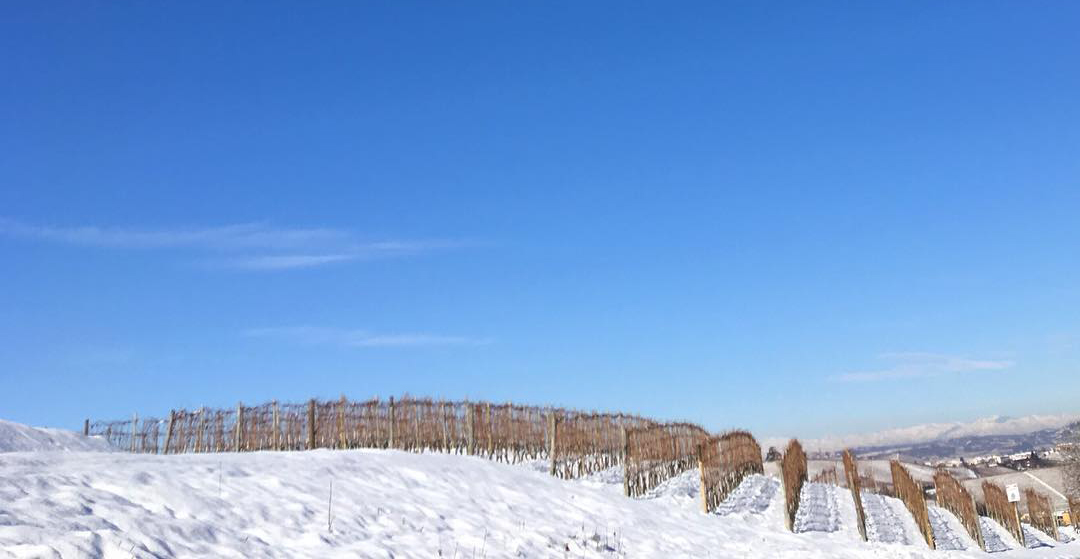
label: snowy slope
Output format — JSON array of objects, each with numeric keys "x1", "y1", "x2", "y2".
[
  {"x1": 4, "y1": 448, "x2": 1080, "y2": 558},
  {"x1": 0, "y1": 419, "x2": 112, "y2": 453}
]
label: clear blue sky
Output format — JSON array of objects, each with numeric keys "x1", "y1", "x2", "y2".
[{"x1": 2, "y1": 2, "x2": 1078, "y2": 440}]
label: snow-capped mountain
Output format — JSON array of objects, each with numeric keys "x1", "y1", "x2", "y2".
[{"x1": 778, "y1": 414, "x2": 1080, "y2": 457}]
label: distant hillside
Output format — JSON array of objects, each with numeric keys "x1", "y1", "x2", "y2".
[
  {"x1": 792, "y1": 414, "x2": 1080, "y2": 459},
  {"x1": 0, "y1": 419, "x2": 113, "y2": 452},
  {"x1": 852, "y1": 427, "x2": 1065, "y2": 461}
]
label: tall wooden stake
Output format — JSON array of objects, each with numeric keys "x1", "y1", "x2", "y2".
[
  {"x1": 272, "y1": 401, "x2": 280, "y2": 451},
  {"x1": 235, "y1": 402, "x2": 243, "y2": 452},
  {"x1": 164, "y1": 410, "x2": 175, "y2": 455},
  {"x1": 389, "y1": 396, "x2": 396, "y2": 449},
  {"x1": 699, "y1": 455, "x2": 709, "y2": 513},
  {"x1": 548, "y1": 412, "x2": 557, "y2": 476},
  {"x1": 307, "y1": 398, "x2": 316, "y2": 450},
  {"x1": 338, "y1": 395, "x2": 346, "y2": 449},
  {"x1": 130, "y1": 413, "x2": 138, "y2": 453}
]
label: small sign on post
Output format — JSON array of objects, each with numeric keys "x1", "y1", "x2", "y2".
[{"x1": 1006, "y1": 484, "x2": 1020, "y2": 503}]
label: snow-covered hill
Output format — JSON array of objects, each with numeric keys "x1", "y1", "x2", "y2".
[
  {"x1": 0, "y1": 419, "x2": 112, "y2": 453},
  {"x1": 2, "y1": 444, "x2": 1078, "y2": 558}
]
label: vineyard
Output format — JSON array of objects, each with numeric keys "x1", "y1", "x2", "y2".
[
  {"x1": 87, "y1": 395, "x2": 760, "y2": 505},
  {"x1": 85, "y1": 395, "x2": 1073, "y2": 554}
]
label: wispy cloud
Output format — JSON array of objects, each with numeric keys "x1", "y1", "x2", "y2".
[
  {"x1": 830, "y1": 352, "x2": 1014, "y2": 382},
  {"x1": 243, "y1": 326, "x2": 492, "y2": 348},
  {"x1": 0, "y1": 218, "x2": 467, "y2": 270}
]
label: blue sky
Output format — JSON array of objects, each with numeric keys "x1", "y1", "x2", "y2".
[{"x1": 2, "y1": 2, "x2": 1078, "y2": 439}]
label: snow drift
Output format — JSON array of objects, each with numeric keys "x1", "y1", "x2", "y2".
[{"x1": 0, "y1": 419, "x2": 112, "y2": 453}]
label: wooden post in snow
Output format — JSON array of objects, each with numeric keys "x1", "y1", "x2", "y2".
[
  {"x1": 194, "y1": 408, "x2": 205, "y2": 453},
  {"x1": 164, "y1": 410, "x2": 175, "y2": 455},
  {"x1": 1012, "y1": 501, "x2": 1025, "y2": 548},
  {"x1": 414, "y1": 404, "x2": 420, "y2": 452},
  {"x1": 699, "y1": 455, "x2": 709, "y2": 513},
  {"x1": 440, "y1": 401, "x2": 449, "y2": 452},
  {"x1": 466, "y1": 404, "x2": 475, "y2": 455},
  {"x1": 130, "y1": 413, "x2": 138, "y2": 453},
  {"x1": 83, "y1": 419, "x2": 89, "y2": 437},
  {"x1": 622, "y1": 426, "x2": 631, "y2": 497},
  {"x1": 548, "y1": 412, "x2": 558, "y2": 477},
  {"x1": 307, "y1": 399, "x2": 316, "y2": 450},
  {"x1": 389, "y1": 396, "x2": 396, "y2": 449},
  {"x1": 338, "y1": 395, "x2": 346, "y2": 450},
  {"x1": 485, "y1": 403, "x2": 493, "y2": 457},
  {"x1": 272, "y1": 401, "x2": 280, "y2": 451},
  {"x1": 235, "y1": 402, "x2": 244, "y2": 452}
]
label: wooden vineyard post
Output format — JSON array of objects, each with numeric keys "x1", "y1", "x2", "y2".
[
  {"x1": 338, "y1": 395, "x2": 346, "y2": 450},
  {"x1": 272, "y1": 401, "x2": 280, "y2": 451},
  {"x1": 466, "y1": 404, "x2": 475, "y2": 455},
  {"x1": 842, "y1": 450, "x2": 868, "y2": 542},
  {"x1": 414, "y1": 403, "x2": 421, "y2": 453},
  {"x1": 164, "y1": 410, "x2": 175, "y2": 455},
  {"x1": 621, "y1": 426, "x2": 630, "y2": 497},
  {"x1": 699, "y1": 453, "x2": 708, "y2": 513},
  {"x1": 548, "y1": 412, "x2": 557, "y2": 476},
  {"x1": 440, "y1": 402, "x2": 448, "y2": 452},
  {"x1": 970, "y1": 492, "x2": 986, "y2": 550},
  {"x1": 486, "y1": 403, "x2": 493, "y2": 457},
  {"x1": 1013, "y1": 501, "x2": 1024, "y2": 546},
  {"x1": 389, "y1": 396, "x2": 396, "y2": 449},
  {"x1": 235, "y1": 403, "x2": 244, "y2": 452},
  {"x1": 307, "y1": 399, "x2": 316, "y2": 450},
  {"x1": 130, "y1": 413, "x2": 138, "y2": 453},
  {"x1": 195, "y1": 408, "x2": 206, "y2": 453}
]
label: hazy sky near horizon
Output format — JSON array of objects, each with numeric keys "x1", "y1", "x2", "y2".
[{"x1": 2, "y1": 2, "x2": 1079, "y2": 439}]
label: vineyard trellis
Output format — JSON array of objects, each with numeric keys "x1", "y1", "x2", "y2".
[
  {"x1": 697, "y1": 430, "x2": 764, "y2": 513},
  {"x1": 89, "y1": 396, "x2": 730, "y2": 486},
  {"x1": 780, "y1": 439, "x2": 807, "y2": 531},
  {"x1": 623, "y1": 422, "x2": 709, "y2": 497},
  {"x1": 933, "y1": 469, "x2": 985, "y2": 551},
  {"x1": 90, "y1": 397, "x2": 572, "y2": 463},
  {"x1": 842, "y1": 450, "x2": 867, "y2": 542},
  {"x1": 890, "y1": 460, "x2": 935, "y2": 550},
  {"x1": 1024, "y1": 487, "x2": 1059, "y2": 541},
  {"x1": 551, "y1": 412, "x2": 655, "y2": 480},
  {"x1": 982, "y1": 481, "x2": 1024, "y2": 547}
]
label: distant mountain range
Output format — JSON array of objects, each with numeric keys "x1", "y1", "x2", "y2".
[
  {"x1": 791, "y1": 414, "x2": 1080, "y2": 460},
  {"x1": 850, "y1": 427, "x2": 1066, "y2": 461}
]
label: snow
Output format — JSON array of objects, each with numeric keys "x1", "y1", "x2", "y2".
[
  {"x1": 713, "y1": 474, "x2": 778, "y2": 516},
  {"x1": 794, "y1": 482, "x2": 842, "y2": 533},
  {"x1": 927, "y1": 505, "x2": 977, "y2": 551},
  {"x1": 0, "y1": 420, "x2": 112, "y2": 453},
  {"x1": 979, "y1": 515, "x2": 1018, "y2": 552},
  {"x1": 1021, "y1": 524, "x2": 1056, "y2": 549},
  {"x1": 863, "y1": 492, "x2": 916, "y2": 546},
  {"x1": 2, "y1": 432, "x2": 1079, "y2": 557}
]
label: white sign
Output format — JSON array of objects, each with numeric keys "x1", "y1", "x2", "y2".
[{"x1": 1006, "y1": 483, "x2": 1020, "y2": 503}]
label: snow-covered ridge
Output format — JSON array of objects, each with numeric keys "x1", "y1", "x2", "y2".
[
  {"x1": 775, "y1": 413, "x2": 1080, "y2": 452},
  {"x1": 3, "y1": 445, "x2": 1075, "y2": 557},
  {"x1": 0, "y1": 419, "x2": 113, "y2": 453}
]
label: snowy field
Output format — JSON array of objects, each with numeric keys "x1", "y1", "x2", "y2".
[{"x1": 2, "y1": 422, "x2": 1079, "y2": 558}]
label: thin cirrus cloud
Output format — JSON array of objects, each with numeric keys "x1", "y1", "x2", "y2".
[
  {"x1": 829, "y1": 351, "x2": 1014, "y2": 383},
  {"x1": 243, "y1": 326, "x2": 492, "y2": 348},
  {"x1": 0, "y1": 218, "x2": 468, "y2": 270}
]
